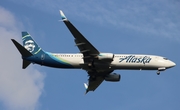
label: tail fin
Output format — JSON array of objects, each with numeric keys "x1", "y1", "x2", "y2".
[
  {"x1": 11, "y1": 32, "x2": 44, "y2": 69},
  {"x1": 22, "y1": 32, "x2": 42, "y2": 55}
]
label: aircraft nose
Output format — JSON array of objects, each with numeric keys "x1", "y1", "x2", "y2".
[{"x1": 169, "y1": 61, "x2": 176, "y2": 67}]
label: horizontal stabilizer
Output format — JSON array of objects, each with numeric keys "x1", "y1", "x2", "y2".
[
  {"x1": 23, "y1": 60, "x2": 31, "y2": 69},
  {"x1": 11, "y1": 39, "x2": 32, "y2": 57}
]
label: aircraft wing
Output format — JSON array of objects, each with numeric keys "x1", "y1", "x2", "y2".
[
  {"x1": 84, "y1": 76, "x2": 104, "y2": 94},
  {"x1": 59, "y1": 10, "x2": 100, "y2": 59},
  {"x1": 59, "y1": 10, "x2": 112, "y2": 93}
]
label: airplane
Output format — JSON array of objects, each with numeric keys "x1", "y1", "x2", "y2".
[{"x1": 11, "y1": 10, "x2": 176, "y2": 94}]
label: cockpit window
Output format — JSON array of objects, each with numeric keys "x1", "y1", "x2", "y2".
[{"x1": 163, "y1": 57, "x2": 168, "y2": 60}]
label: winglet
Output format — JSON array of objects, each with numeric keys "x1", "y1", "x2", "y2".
[
  {"x1": 59, "y1": 10, "x2": 67, "y2": 21},
  {"x1": 84, "y1": 83, "x2": 89, "y2": 94}
]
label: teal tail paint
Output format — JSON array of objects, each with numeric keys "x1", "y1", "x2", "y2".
[{"x1": 22, "y1": 32, "x2": 43, "y2": 55}]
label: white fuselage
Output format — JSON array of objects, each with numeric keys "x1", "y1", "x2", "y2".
[{"x1": 50, "y1": 53, "x2": 175, "y2": 71}]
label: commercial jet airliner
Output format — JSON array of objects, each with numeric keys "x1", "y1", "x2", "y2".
[{"x1": 11, "y1": 10, "x2": 176, "y2": 94}]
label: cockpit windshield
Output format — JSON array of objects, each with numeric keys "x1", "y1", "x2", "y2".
[{"x1": 163, "y1": 57, "x2": 168, "y2": 60}]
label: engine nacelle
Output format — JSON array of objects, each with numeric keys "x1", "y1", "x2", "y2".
[
  {"x1": 105, "y1": 73, "x2": 121, "y2": 82},
  {"x1": 98, "y1": 53, "x2": 114, "y2": 61}
]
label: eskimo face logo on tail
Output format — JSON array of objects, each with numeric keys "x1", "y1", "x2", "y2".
[
  {"x1": 119, "y1": 55, "x2": 152, "y2": 64},
  {"x1": 24, "y1": 40, "x2": 35, "y2": 52}
]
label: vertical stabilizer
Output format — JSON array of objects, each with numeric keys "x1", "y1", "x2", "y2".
[
  {"x1": 22, "y1": 32, "x2": 42, "y2": 55},
  {"x1": 11, "y1": 32, "x2": 45, "y2": 69}
]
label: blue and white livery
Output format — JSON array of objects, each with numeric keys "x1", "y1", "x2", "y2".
[{"x1": 11, "y1": 10, "x2": 176, "y2": 94}]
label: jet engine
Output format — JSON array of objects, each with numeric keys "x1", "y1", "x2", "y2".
[
  {"x1": 97, "y1": 53, "x2": 114, "y2": 61},
  {"x1": 105, "y1": 73, "x2": 121, "y2": 82}
]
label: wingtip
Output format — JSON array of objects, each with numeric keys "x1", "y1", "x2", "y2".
[
  {"x1": 84, "y1": 83, "x2": 88, "y2": 89},
  {"x1": 84, "y1": 83, "x2": 89, "y2": 94},
  {"x1": 59, "y1": 10, "x2": 67, "y2": 20}
]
